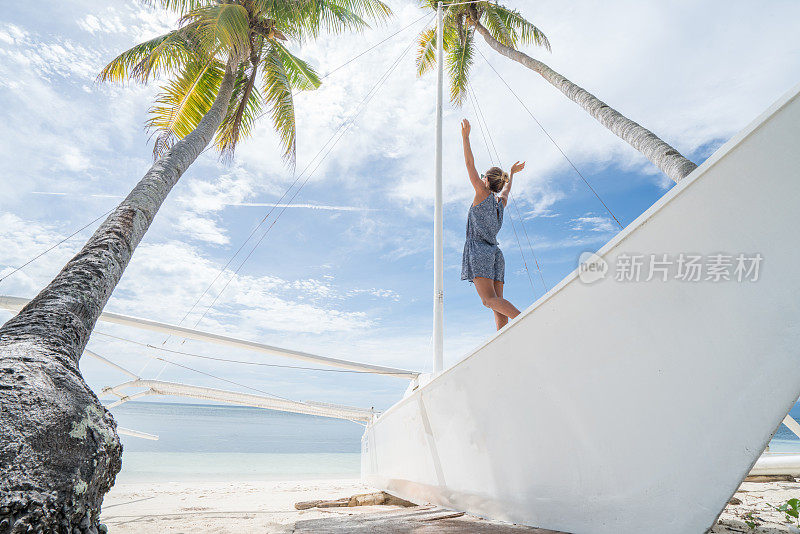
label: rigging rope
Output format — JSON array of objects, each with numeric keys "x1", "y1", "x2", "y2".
[
  {"x1": 467, "y1": 80, "x2": 548, "y2": 294},
  {"x1": 171, "y1": 14, "x2": 435, "y2": 348},
  {"x1": 469, "y1": 80, "x2": 548, "y2": 292},
  {"x1": 150, "y1": 16, "x2": 433, "y2": 378},
  {"x1": 0, "y1": 208, "x2": 115, "y2": 286},
  {"x1": 475, "y1": 48, "x2": 623, "y2": 230},
  {"x1": 466, "y1": 83, "x2": 536, "y2": 294},
  {"x1": 92, "y1": 335, "x2": 369, "y2": 425},
  {"x1": 184, "y1": 20, "x2": 430, "y2": 335},
  {"x1": 508, "y1": 191, "x2": 547, "y2": 292},
  {"x1": 254, "y1": 13, "x2": 433, "y2": 124},
  {"x1": 506, "y1": 212, "x2": 536, "y2": 293},
  {"x1": 95, "y1": 330, "x2": 413, "y2": 375}
]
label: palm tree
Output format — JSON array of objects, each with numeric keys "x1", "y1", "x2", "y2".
[
  {"x1": 0, "y1": 0, "x2": 389, "y2": 530},
  {"x1": 416, "y1": 1, "x2": 697, "y2": 183}
]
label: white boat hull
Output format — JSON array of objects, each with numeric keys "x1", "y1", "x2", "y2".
[{"x1": 362, "y1": 83, "x2": 800, "y2": 533}]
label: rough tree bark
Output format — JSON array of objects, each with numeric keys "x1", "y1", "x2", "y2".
[
  {"x1": 470, "y1": 17, "x2": 698, "y2": 183},
  {"x1": 0, "y1": 60, "x2": 237, "y2": 534}
]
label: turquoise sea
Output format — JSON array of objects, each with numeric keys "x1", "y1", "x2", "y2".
[
  {"x1": 111, "y1": 401, "x2": 363, "y2": 483},
  {"x1": 110, "y1": 400, "x2": 800, "y2": 483},
  {"x1": 751, "y1": 401, "x2": 800, "y2": 453}
]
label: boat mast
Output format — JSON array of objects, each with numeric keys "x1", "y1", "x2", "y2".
[{"x1": 433, "y1": 1, "x2": 444, "y2": 375}]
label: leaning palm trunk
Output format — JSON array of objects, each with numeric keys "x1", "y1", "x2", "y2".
[
  {"x1": 0, "y1": 61, "x2": 237, "y2": 533},
  {"x1": 472, "y1": 19, "x2": 697, "y2": 183}
]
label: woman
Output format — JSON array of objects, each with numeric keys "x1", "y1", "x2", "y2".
[{"x1": 460, "y1": 118, "x2": 524, "y2": 330}]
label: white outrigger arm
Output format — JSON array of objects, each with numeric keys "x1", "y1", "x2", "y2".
[
  {"x1": 81, "y1": 349, "x2": 375, "y2": 438},
  {"x1": 782, "y1": 413, "x2": 800, "y2": 440},
  {"x1": 0, "y1": 295, "x2": 419, "y2": 379},
  {"x1": 102, "y1": 378, "x2": 374, "y2": 423},
  {"x1": 0, "y1": 295, "x2": 405, "y2": 435}
]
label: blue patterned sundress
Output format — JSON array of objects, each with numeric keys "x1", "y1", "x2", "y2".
[{"x1": 461, "y1": 194, "x2": 505, "y2": 283}]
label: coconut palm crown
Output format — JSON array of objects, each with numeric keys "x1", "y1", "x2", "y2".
[
  {"x1": 101, "y1": 0, "x2": 392, "y2": 162},
  {"x1": 416, "y1": 0, "x2": 549, "y2": 106},
  {"x1": 416, "y1": 1, "x2": 698, "y2": 183}
]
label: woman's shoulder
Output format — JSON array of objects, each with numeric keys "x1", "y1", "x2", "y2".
[{"x1": 471, "y1": 191, "x2": 492, "y2": 207}]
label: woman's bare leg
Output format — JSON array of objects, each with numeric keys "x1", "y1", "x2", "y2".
[
  {"x1": 473, "y1": 277, "x2": 520, "y2": 329},
  {"x1": 493, "y1": 280, "x2": 508, "y2": 330}
]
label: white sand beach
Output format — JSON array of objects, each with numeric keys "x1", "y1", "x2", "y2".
[
  {"x1": 101, "y1": 478, "x2": 800, "y2": 533},
  {"x1": 712, "y1": 480, "x2": 800, "y2": 534},
  {"x1": 101, "y1": 479, "x2": 376, "y2": 533}
]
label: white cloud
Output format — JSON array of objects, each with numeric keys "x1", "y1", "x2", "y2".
[
  {"x1": 77, "y1": 13, "x2": 126, "y2": 35},
  {"x1": 348, "y1": 288, "x2": 401, "y2": 301},
  {"x1": 175, "y1": 213, "x2": 230, "y2": 245},
  {"x1": 0, "y1": 24, "x2": 25, "y2": 45},
  {"x1": 521, "y1": 189, "x2": 565, "y2": 219},
  {"x1": 76, "y1": 3, "x2": 175, "y2": 40},
  {"x1": 177, "y1": 166, "x2": 261, "y2": 214},
  {"x1": 109, "y1": 240, "x2": 375, "y2": 335},
  {"x1": 60, "y1": 146, "x2": 91, "y2": 172},
  {"x1": 0, "y1": 19, "x2": 159, "y2": 206},
  {"x1": 0, "y1": 215, "x2": 389, "y2": 337},
  {"x1": 526, "y1": 234, "x2": 614, "y2": 252},
  {"x1": 571, "y1": 215, "x2": 616, "y2": 233}
]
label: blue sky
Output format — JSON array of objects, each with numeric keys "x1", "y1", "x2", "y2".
[{"x1": 0, "y1": 0, "x2": 798, "y2": 413}]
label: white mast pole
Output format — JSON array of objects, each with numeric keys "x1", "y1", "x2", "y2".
[{"x1": 433, "y1": 1, "x2": 444, "y2": 375}]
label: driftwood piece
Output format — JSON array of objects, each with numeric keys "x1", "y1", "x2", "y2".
[
  {"x1": 295, "y1": 498, "x2": 350, "y2": 510},
  {"x1": 348, "y1": 491, "x2": 416, "y2": 508},
  {"x1": 295, "y1": 491, "x2": 415, "y2": 510},
  {"x1": 744, "y1": 475, "x2": 797, "y2": 482}
]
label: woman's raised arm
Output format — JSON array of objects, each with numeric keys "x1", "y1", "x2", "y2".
[
  {"x1": 498, "y1": 161, "x2": 525, "y2": 206},
  {"x1": 462, "y1": 119, "x2": 486, "y2": 195}
]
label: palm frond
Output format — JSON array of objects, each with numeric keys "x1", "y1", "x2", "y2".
[
  {"x1": 180, "y1": 3, "x2": 252, "y2": 59},
  {"x1": 250, "y1": 0, "x2": 301, "y2": 21},
  {"x1": 489, "y1": 5, "x2": 550, "y2": 51},
  {"x1": 295, "y1": 0, "x2": 391, "y2": 37},
  {"x1": 146, "y1": 58, "x2": 225, "y2": 158},
  {"x1": 415, "y1": 19, "x2": 458, "y2": 77},
  {"x1": 262, "y1": 44, "x2": 298, "y2": 163},
  {"x1": 98, "y1": 28, "x2": 197, "y2": 83},
  {"x1": 145, "y1": 0, "x2": 214, "y2": 16},
  {"x1": 415, "y1": 27, "x2": 437, "y2": 77},
  {"x1": 336, "y1": 0, "x2": 392, "y2": 24},
  {"x1": 417, "y1": 1, "x2": 550, "y2": 52},
  {"x1": 446, "y1": 24, "x2": 474, "y2": 106},
  {"x1": 300, "y1": 0, "x2": 365, "y2": 36},
  {"x1": 272, "y1": 41, "x2": 321, "y2": 90},
  {"x1": 482, "y1": 6, "x2": 515, "y2": 47},
  {"x1": 215, "y1": 64, "x2": 263, "y2": 159}
]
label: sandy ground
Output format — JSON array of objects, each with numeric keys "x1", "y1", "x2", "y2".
[
  {"x1": 101, "y1": 478, "x2": 800, "y2": 533},
  {"x1": 101, "y1": 479, "x2": 390, "y2": 533},
  {"x1": 712, "y1": 481, "x2": 800, "y2": 534}
]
